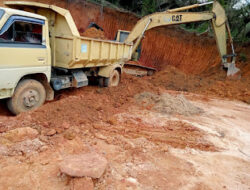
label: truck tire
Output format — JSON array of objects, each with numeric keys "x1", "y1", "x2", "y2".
[
  {"x1": 7, "y1": 79, "x2": 46, "y2": 115},
  {"x1": 104, "y1": 69, "x2": 120, "y2": 87}
]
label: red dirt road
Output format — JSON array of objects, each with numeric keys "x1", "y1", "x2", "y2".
[{"x1": 0, "y1": 72, "x2": 249, "y2": 189}]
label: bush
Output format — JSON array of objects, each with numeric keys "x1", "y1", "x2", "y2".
[{"x1": 90, "y1": 0, "x2": 250, "y2": 43}]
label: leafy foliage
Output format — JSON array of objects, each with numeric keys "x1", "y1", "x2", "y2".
[{"x1": 88, "y1": 0, "x2": 250, "y2": 43}]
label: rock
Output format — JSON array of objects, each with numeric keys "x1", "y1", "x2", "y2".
[
  {"x1": 95, "y1": 133, "x2": 107, "y2": 140},
  {"x1": 95, "y1": 106, "x2": 103, "y2": 111},
  {"x1": 0, "y1": 145, "x2": 9, "y2": 156},
  {"x1": 106, "y1": 118, "x2": 117, "y2": 125},
  {"x1": 56, "y1": 128, "x2": 65, "y2": 134},
  {"x1": 0, "y1": 127, "x2": 39, "y2": 143},
  {"x1": 0, "y1": 127, "x2": 7, "y2": 133},
  {"x1": 39, "y1": 145, "x2": 49, "y2": 152},
  {"x1": 70, "y1": 177, "x2": 94, "y2": 190},
  {"x1": 39, "y1": 135, "x2": 49, "y2": 143},
  {"x1": 96, "y1": 89, "x2": 103, "y2": 94},
  {"x1": 60, "y1": 152, "x2": 108, "y2": 178},
  {"x1": 42, "y1": 122, "x2": 50, "y2": 128},
  {"x1": 161, "y1": 146, "x2": 169, "y2": 152},
  {"x1": 9, "y1": 139, "x2": 44, "y2": 156},
  {"x1": 64, "y1": 130, "x2": 76, "y2": 140},
  {"x1": 40, "y1": 160, "x2": 50, "y2": 165},
  {"x1": 62, "y1": 122, "x2": 70, "y2": 129},
  {"x1": 126, "y1": 177, "x2": 138, "y2": 185},
  {"x1": 46, "y1": 129, "x2": 57, "y2": 136}
]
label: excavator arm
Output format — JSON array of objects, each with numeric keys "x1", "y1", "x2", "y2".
[{"x1": 123, "y1": 1, "x2": 239, "y2": 77}]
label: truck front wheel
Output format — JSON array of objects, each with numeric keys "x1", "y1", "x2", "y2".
[
  {"x1": 104, "y1": 69, "x2": 120, "y2": 87},
  {"x1": 7, "y1": 79, "x2": 46, "y2": 115}
]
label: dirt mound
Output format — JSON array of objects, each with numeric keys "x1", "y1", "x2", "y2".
[
  {"x1": 81, "y1": 27, "x2": 107, "y2": 40},
  {"x1": 149, "y1": 60, "x2": 250, "y2": 104},
  {"x1": 135, "y1": 92, "x2": 204, "y2": 116}
]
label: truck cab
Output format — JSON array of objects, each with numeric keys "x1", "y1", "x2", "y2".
[{"x1": 0, "y1": 7, "x2": 52, "y2": 114}]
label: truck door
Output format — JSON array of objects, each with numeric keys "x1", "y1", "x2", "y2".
[{"x1": 0, "y1": 16, "x2": 49, "y2": 97}]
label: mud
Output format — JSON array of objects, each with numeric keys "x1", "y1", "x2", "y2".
[
  {"x1": 81, "y1": 27, "x2": 107, "y2": 40},
  {"x1": 150, "y1": 62, "x2": 250, "y2": 104},
  {"x1": 135, "y1": 92, "x2": 204, "y2": 116},
  {"x1": 0, "y1": 79, "x2": 249, "y2": 189}
]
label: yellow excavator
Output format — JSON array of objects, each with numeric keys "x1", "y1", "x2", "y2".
[{"x1": 117, "y1": 1, "x2": 240, "y2": 77}]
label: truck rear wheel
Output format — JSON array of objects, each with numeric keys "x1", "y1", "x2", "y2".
[
  {"x1": 7, "y1": 79, "x2": 46, "y2": 115},
  {"x1": 104, "y1": 69, "x2": 120, "y2": 87}
]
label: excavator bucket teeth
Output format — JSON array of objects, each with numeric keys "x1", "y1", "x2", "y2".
[{"x1": 227, "y1": 63, "x2": 241, "y2": 78}]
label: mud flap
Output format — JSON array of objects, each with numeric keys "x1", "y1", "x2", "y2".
[
  {"x1": 72, "y1": 70, "x2": 88, "y2": 88},
  {"x1": 43, "y1": 81, "x2": 54, "y2": 101}
]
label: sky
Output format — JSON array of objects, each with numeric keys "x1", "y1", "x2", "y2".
[{"x1": 234, "y1": 0, "x2": 250, "y2": 9}]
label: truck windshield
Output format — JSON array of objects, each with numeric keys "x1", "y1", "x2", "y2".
[{"x1": 0, "y1": 9, "x2": 5, "y2": 20}]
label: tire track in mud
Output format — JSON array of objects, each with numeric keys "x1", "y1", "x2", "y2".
[{"x1": 92, "y1": 118, "x2": 218, "y2": 152}]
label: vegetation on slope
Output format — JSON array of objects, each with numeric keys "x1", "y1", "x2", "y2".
[{"x1": 88, "y1": 0, "x2": 250, "y2": 43}]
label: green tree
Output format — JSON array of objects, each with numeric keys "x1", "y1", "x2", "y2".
[
  {"x1": 141, "y1": 0, "x2": 157, "y2": 16},
  {"x1": 90, "y1": 0, "x2": 250, "y2": 43}
]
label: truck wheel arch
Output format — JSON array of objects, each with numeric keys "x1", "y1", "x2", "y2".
[
  {"x1": 98, "y1": 64, "x2": 122, "y2": 78},
  {"x1": 15, "y1": 73, "x2": 54, "y2": 101}
]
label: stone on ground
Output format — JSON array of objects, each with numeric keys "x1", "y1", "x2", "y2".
[
  {"x1": 60, "y1": 152, "x2": 108, "y2": 178},
  {"x1": 0, "y1": 127, "x2": 39, "y2": 143}
]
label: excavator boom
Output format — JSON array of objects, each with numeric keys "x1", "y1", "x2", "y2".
[{"x1": 124, "y1": 1, "x2": 239, "y2": 77}]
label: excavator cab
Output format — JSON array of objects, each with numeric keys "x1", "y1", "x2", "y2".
[
  {"x1": 115, "y1": 30, "x2": 130, "y2": 43},
  {"x1": 115, "y1": 30, "x2": 142, "y2": 60}
]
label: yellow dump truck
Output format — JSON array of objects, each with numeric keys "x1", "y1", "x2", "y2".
[
  {"x1": 0, "y1": 1, "x2": 239, "y2": 114},
  {"x1": 0, "y1": 2, "x2": 133, "y2": 114}
]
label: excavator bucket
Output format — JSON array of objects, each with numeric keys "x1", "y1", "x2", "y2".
[
  {"x1": 212, "y1": 1, "x2": 240, "y2": 77},
  {"x1": 227, "y1": 63, "x2": 241, "y2": 78},
  {"x1": 223, "y1": 56, "x2": 241, "y2": 78}
]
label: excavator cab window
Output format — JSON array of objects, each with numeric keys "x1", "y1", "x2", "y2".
[
  {"x1": 115, "y1": 30, "x2": 142, "y2": 60},
  {"x1": 115, "y1": 30, "x2": 131, "y2": 42},
  {"x1": 117, "y1": 31, "x2": 129, "y2": 42}
]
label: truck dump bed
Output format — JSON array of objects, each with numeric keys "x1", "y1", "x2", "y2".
[
  {"x1": 5, "y1": 1, "x2": 133, "y2": 69},
  {"x1": 56, "y1": 35, "x2": 132, "y2": 69}
]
